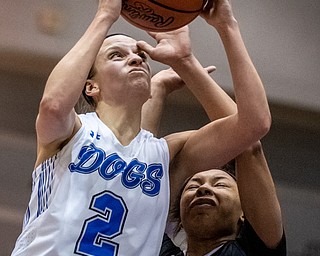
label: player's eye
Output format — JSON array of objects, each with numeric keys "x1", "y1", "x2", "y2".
[
  {"x1": 109, "y1": 51, "x2": 123, "y2": 59},
  {"x1": 215, "y1": 182, "x2": 228, "y2": 188},
  {"x1": 185, "y1": 184, "x2": 199, "y2": 191}
]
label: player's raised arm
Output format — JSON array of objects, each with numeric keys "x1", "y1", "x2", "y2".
[
  {"x1": 236, "y1": 141, "x2": 284, "y2": 248},
  {"x1": 175, "y1": 1, "x2": 271, "y2": 171},
  {"x1": 138, "y1": 0, "x2": 271, "y2": 200},
  {"x1": 35, "y1": 0, "x2": 121, "y2": 165}
]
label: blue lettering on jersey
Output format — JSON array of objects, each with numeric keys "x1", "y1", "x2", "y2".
[
  {"x1": 99, "y1": 153, "x2": 127, "y2": 180},
  {"x1": 68, "y1": 143, "x2": 163, "y2": 197},
  {"x1": 69, "y1": 144, "x2": 105, "y2": 174}
]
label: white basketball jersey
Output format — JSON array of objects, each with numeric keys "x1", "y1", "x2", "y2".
[{"x1": 12, "y1": 112, "x2": 170, "y2": 256}]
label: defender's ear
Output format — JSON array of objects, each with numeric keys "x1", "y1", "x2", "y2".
[
  {"x1": 85, "y1": 79, "x2": 100, "y2": 97},
  {"x1": 238, "y1": 213, "x2": 245, "y2": 226}
]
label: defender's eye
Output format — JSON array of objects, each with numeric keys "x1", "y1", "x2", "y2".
[
  {"x1": 185, "y1": 184, "x2": 199, "y2": 191},
  {"x1": 215, "y1": 182, "x2": 228, "y2": 188}
]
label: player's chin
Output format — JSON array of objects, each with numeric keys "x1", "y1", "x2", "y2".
[{"x1": 130, "y1": 79, "x2": 151, "y2": 94}]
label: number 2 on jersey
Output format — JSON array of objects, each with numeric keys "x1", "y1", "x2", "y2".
[{"x1": 75, "y1": 190, "x2": 128, "y2": 256}]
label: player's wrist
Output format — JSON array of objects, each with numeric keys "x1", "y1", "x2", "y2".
[
  {"x1": 170, "y1": 53, "x2": 196, "y2": 73},
  {"x1": 150, "y1": 80, "x2": 170, "y2": 99},
  {"x1": 214, "y1": 18, "x2": 239, "y2": 38},
  {"x1": 94, "y1": 9, "x2": 119, "y2": 26}
]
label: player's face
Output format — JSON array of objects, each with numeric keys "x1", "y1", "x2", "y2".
[
  {"x1": 92, "y1": 35, "x2": 151, "y2": 104},
  {"x1": 179, "y1": 169, "x2": 242, "y2": 238}
]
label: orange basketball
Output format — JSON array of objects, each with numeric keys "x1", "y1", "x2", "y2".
[{"x1": 121, "y1": 0, "x2": 206, "y2": 32}]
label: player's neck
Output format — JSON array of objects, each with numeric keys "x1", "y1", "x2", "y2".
[{"x1": 95, "y1": 106, "x2": 142, "y2": 146}]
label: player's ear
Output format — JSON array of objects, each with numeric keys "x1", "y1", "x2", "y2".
[
  {"x1": 85, "y1": 79, "x2": 100, "y2": 97},
  {"x1": 236, "y1": 213, "x2": 245, "y2": 234},
  {"x1": 237, "y1": 213, "x2": 245, "y2": 226}
]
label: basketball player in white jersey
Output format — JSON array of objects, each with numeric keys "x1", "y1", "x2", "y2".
[{"x1": 12, "y1": 0, "x2": 271, "y2": 255}]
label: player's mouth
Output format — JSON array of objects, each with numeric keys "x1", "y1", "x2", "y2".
[
  {"x1": 190, "y1": 197, "x2": 217, "y2": 209},
  {"x1": 129, "y1": 68, "x2": 149, "y2": 75}
]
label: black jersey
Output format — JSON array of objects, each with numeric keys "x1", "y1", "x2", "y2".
[{"x1": 160, "y1": 220, "x2": 286, "y2": 256}]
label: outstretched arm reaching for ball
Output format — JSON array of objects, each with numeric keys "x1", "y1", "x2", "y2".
[
  {"x1": 35, "y1": 0, "x2": 122, "y2": 167},
  {"x1": 138, "y1": 18, "x2": 271, "y2": 205}
]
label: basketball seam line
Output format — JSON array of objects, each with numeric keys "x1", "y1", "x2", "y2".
[{"x1": 148, "y1": 0, "x2": 203, "y2": 13}]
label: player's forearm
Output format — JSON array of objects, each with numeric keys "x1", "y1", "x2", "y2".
[
  {"x1": 141, "y1": 81, "x2": 168, "y2": 136},
  {"x1": 236, "y1": 141, "x2": 283, "y2": 248},
  {"x1": 171, "y1": 54, "x2": 237, "y2": 120},
  {"x1": 43, "y1": 12, "x2": 115, "y2": 114},
  {"x1": 217, "y1": 22, "x2": 271, "y2": 136}
]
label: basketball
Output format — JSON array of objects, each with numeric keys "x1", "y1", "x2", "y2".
[{"x1": 121, "y1": 0, "x2": 206, "y2": 32}]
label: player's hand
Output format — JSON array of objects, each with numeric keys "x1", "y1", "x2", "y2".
[
  {"x1": 151, "y1": 65, "x2": 216, "y2": 97},
  {"x1": 137, "y1": 26, "x2": 192, "y2": 67},
  {"x1": 201, "y1": 0, "x2": 236, "y2": 28},
  {"x1": 97, "y1": 0, "x2": 122, "y2": 23}
]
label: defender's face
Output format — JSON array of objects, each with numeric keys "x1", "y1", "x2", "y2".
[{"x1": 180, "y1": 169, "x2": 242, "y2": 237}]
